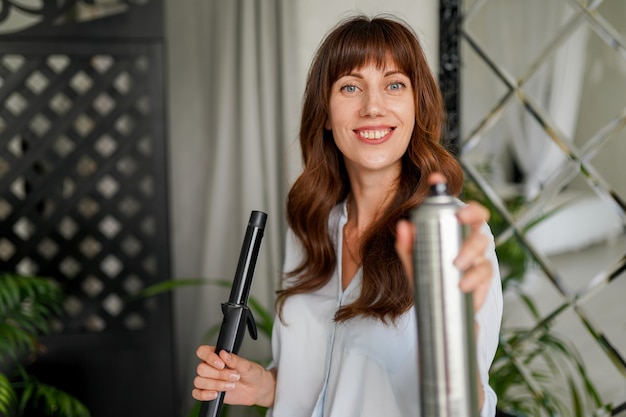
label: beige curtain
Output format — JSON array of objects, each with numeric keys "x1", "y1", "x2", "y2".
[{"x1": 166, "y1": 0, "x2": 297, "y2": 412}]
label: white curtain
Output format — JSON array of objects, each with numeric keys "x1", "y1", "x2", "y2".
[
  {"x1": 166, "y1": 0, "x2": 298, "y2": 412},
  {"x1": 486, "y1": 0, "x2": 589, "y2": 199}
]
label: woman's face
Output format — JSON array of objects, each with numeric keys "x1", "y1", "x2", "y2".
[{"x1": 326, "y1": 58, "x2": 415, "y2": 178}]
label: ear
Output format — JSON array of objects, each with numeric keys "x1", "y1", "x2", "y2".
[{"x1": 325, "y1": 118, "x2": 331, "y2": 130}]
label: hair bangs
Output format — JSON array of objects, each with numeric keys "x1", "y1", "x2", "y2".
[{"x1": 326, "y1": 17, "x2": 417, "y2": 83}]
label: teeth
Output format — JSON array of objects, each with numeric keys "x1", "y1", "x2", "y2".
[{"x1": 358, "y1": 129, "x2": 391, "y2": 139}]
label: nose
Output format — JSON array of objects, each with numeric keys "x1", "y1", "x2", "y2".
[{"x1": 359, "y1": 89, "x2": 386, "y2": 118}]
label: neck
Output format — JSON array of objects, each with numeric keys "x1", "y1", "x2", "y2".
[
  {"x1": 344, "y1": 162, "x2": 399, "y2": 232},
  {"x1": 345, "y1": 186, "x2": 394, "y2": 234}
]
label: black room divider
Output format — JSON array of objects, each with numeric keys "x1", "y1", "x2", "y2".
[{"x1": 0, "y1": 2, "x2": 176, "y2": 416}]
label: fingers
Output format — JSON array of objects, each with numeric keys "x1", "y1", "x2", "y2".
[
  {"x1": 426, "y1": 172, "x2": 447, "y2": 186},
  {"x1": 454, "y1": 225, "x2": 489, "y2": 272},
  {"x1": 395, "y1": 219, "x2": 415, "y2": 280},
  {"x1": 454, "y1": 204, "x2": 493, "y2": 311},
  {"x1": 459, "y1": 252, "x2": 492, "y2": 310},
  {"x1": 456, "y1": 201, "x2": 490, "y2": 230},
  {"x1": 192, "y1": 346, "x2": 242, "y2": 401},
  {"x1": 196, "y1": 345, "x2": 225, "y2": 369},
  {"x1": 192, "y1": 372, "x2": 239, "y2": 401},
  {"x1": 218, "y1": 348, "x2": 259, "y2": 375}
]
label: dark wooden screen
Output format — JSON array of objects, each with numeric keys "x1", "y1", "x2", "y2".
[{"x1": 0, "y1": 2, "x2": 175, "y2": 416}]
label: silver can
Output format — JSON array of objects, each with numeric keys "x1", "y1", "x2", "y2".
[{"x1": 411, "y1": 182, "x2": 478, "y2": 417}]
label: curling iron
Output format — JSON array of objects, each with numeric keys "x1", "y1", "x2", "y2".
[{"x1": 199, "y1": 210, "x2": 267, "y2": 417}]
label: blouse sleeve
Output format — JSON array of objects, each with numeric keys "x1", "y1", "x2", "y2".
[{"x1": 476, "y1": 222, "x2": 504, "y2": 417}]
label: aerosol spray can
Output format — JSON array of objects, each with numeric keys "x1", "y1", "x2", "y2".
[{"x1": 411, "y1": 182, "x2": 478, "y2": 417}]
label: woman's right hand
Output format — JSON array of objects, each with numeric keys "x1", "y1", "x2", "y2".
[{"x1": 192, "y1": 345, "x2": 276, "y2": 408}]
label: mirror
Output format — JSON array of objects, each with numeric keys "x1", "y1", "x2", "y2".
[{"x1": 460, "y1": 0, "x2": 626, "y2": 413}]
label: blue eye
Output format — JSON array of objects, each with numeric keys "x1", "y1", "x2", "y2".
[
  {"x1": 341, "y1": 84, "x2": 358, "y2": 93},
  {"x1": 389, "y1": 82, "x2": 404, "y2": 91}
]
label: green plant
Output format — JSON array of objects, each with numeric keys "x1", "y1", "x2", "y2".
[
  {"x1": 463, "y1": 180, "x2": 609, "y2": 416},
  {"x1": 0, "y1": 273, "x2": 90, "y2": 417},
  {"x1": 491, "y1": 305, "x2": 607, "y2": 416}
]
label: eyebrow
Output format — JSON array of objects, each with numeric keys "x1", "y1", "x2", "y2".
[{"x1": 345, "y1": 69, "x2": 405, "y2": 78}]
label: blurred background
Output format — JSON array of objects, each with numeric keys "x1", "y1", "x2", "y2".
[{"x1": 0, "y1": 0, "x2": 624, "y2": 416}]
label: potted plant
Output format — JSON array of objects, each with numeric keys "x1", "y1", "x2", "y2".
[{"x1": 0, "y1": 272, "x2": 90, "y2": 417}]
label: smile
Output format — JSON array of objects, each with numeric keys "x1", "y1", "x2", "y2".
[{"x1": 357, "y1": 128, "x2": 393, "y2": 140}]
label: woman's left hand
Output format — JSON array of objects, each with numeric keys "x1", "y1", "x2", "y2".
[{"x1": 395, "y1": 175, "x2": 493, "y2": 312}]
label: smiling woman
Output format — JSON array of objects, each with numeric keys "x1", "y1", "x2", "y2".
[{"x1": 192, "y1": 14, "x2": 503, "y2": 417}]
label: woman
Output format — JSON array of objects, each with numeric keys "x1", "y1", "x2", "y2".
[{"x1": 193, "y1": 15, "x2": 503, "y2": 417}]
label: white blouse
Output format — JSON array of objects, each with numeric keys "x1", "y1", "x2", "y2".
[{"x1": 266, "y1": 201, "x2": 503, "y2": 417}]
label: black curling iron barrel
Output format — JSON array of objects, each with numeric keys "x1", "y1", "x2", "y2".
[{"x1": 199, "y1": 210, "x2": 267, "y2": 417}]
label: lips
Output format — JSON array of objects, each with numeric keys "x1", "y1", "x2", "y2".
[
  {"x1": 355, "y1": 127, "x2": 394, "y2": 142},
  {"x1": 357, "y1": 129, "x2": 393, "y2": 140}
]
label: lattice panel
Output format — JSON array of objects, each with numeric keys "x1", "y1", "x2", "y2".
[{"x1": 0, "y1": 43, "x2": 169, "y2": 334}]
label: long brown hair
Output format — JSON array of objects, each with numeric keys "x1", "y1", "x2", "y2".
[{"x1": 277, "y1": 15, "x2": 463, "y2": 323}]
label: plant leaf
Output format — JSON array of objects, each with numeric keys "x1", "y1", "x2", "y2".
[
  {"x1": 136, "y1": 278, "x2": 209, "y2": 298},
  {"x1": 0, "y1": 274, "x2": 63, "y2": 360},
  {"x1": 18, "y1": 375, "x2": 91, "y2": 417},
  {"x1": 0, "y1": 372, "x2": 17, "y2": 416}
]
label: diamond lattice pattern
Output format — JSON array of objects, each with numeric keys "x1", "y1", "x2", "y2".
[
  {"x1": 0, "y1": 49, "x2": 165, "y2": 334},
  {"x1": 460, "y1": 0, "x2": 626, "y2": 413}
]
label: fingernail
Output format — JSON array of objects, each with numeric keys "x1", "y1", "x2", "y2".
[
  {"x1": 225, "y1": 382, "x2": 236, "y2": 389},
  {"x1": 214, "y1": 360, "x2": 225, "y2": 369},
  {"x1": 454, "y1": 256, "x2": 469, "y2": 270},
  {"x1": 229, "y1": 372, "x2": 240, "y2": 381}
]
